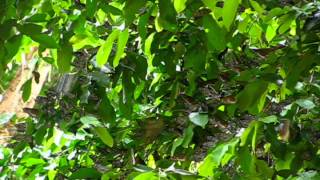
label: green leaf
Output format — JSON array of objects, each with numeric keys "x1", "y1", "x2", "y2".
[
  {"x1": 222, "y1": 0, "x2": 240, "y2": 31},
  {"x1": 174, "y1": 0, "x2": 187, "y2": 13},
  {"x1": 100, "y1": 4, "x2": 122, "y2": 16},
  {"x1": 158, "y1": 0, "x2": 178, "y2": 32},
  {"x1": 250, "y1": 0, "x2": 265, "y2": 15},
  {"x1": 86, "y1": 0, "x2": 97, "y2": 17},
  {"x1": 296, "y1": 99, "x2": 315, "y2": 109},
  {"x1": 171, "y1": 137, "x2": 184, "y2": 156},
  {"x1": 138, "y1": 13, "x2": 150, "y2": 41},
  {"x1": 134, "y1": 172, "x2": 158, "y2": 180},
  {"x1": 17, "y1": 23, "x2": 42, "y2": 35},
  {"x1": 238, "y1": 147, "x2": 256, "y2": 175},
  {"x1": 236, "y1": 80, "x2": 269, "y2": 114},
  {"x1": 80, "y1": 116, "x2": 102, "y2": 127},
  {"x1": 113, "y1": 29, "x2": 129, "y2": 67},
  {"x1": 94, "y1": 127, "x2": 114, "y2": 147},
  {"x1": 266, "y1": 19, "x2": 279, "y2": 42},
  {"x1": 203, "y1": 15, "x2": 226, "y2": 51},
  {"x1": 0, "y1": 20, "x2": 16, "y2": 40},
  {"x1": 182, "y1": 125, "x2": 194, "y2": 148},
  {"x1": 123, "y1": 0, "x2": 147, "y2": 26},
  {"x1": 69, "y1": 168, "x2": 101, "y2": 179},
  {"x1": 21, "y1": 79, "x2": 32, "y2": 102},
  {"x1": 21, "y1": 158, "x2": 46, "y2": 167},
  {"x1": 199, "y1": 138, "x2": 239, "y2": 177},
  {"x1": 25, "y1": 13, "x2": 48, "y2": 22},
  {"x1": 258, "y1": 115, "x2": 278, "y2": 124},
  {"x1": 30, "y1": 34, "x2": 59, "y2": 48},
  {"x1": 189, "y1": 112, "x2": 208, "y2": 128},
  {"x1": 185, "y1": 46, "x2": 207, "y2": 73},
  {"x1": 57, "y1": 40, "x2": 73, "y2": 73},
  {"x1": 4, "y1": 35, "x2": 23, "y2": 61},
  {"x1": 275, "y1": 152, "x2": 295, "y2": 171},
  {"x1": 0, "y1": 113, "x2": 15, "y2": 125},
  {"x1": 96, "y1": 29, "x2": 120, "y2": 67},
  {"x1": 240, "y1": 121, "x2": 261, "y2": 150},
  {"x1": 134, "y1": 81, "x2": 145, "y2": 100}
]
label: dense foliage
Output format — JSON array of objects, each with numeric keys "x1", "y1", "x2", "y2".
[{"x1": 1, "y1": 0, "x2": 320, "y2": 179}]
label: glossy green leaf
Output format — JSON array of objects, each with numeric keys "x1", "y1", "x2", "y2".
[
  {"x1": 174, "y1": 0, "x2": 187, "y2": 13},
  {"x1": 21, "y1": 79, "x2": 32, "y2": 102},
  {"x1": 94, "y1": 127, "x2": 114, "y2": 147},
  {"x1": 222, "y1": 0, "x2": 240, "y2": 30},
  {"x1": 96, "y1": 29, "x2": 120, "y2": 67},
  {"x1": 189, "y1": 112, "x2": 208, "y2": 128},
  {"x1": 113, "y1": 29, "x2": 129, "y2": 67}
]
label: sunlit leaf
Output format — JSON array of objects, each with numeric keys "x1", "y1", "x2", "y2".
[
  {"x1": 222, "y1": 0, "x2": 240, "y2": 30},
  {"x1": 113, "y1": 29, "x2": 129, "y2": 67},
  {"x1": 96, "y1": 29, "x2": 120, "y2": 67},
  {"x1": 266, "y1": 19, "x2": 279, "y2": 42},
  {"x1": 173, "y1": 0, "x2": 187, "y2": 13}
]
